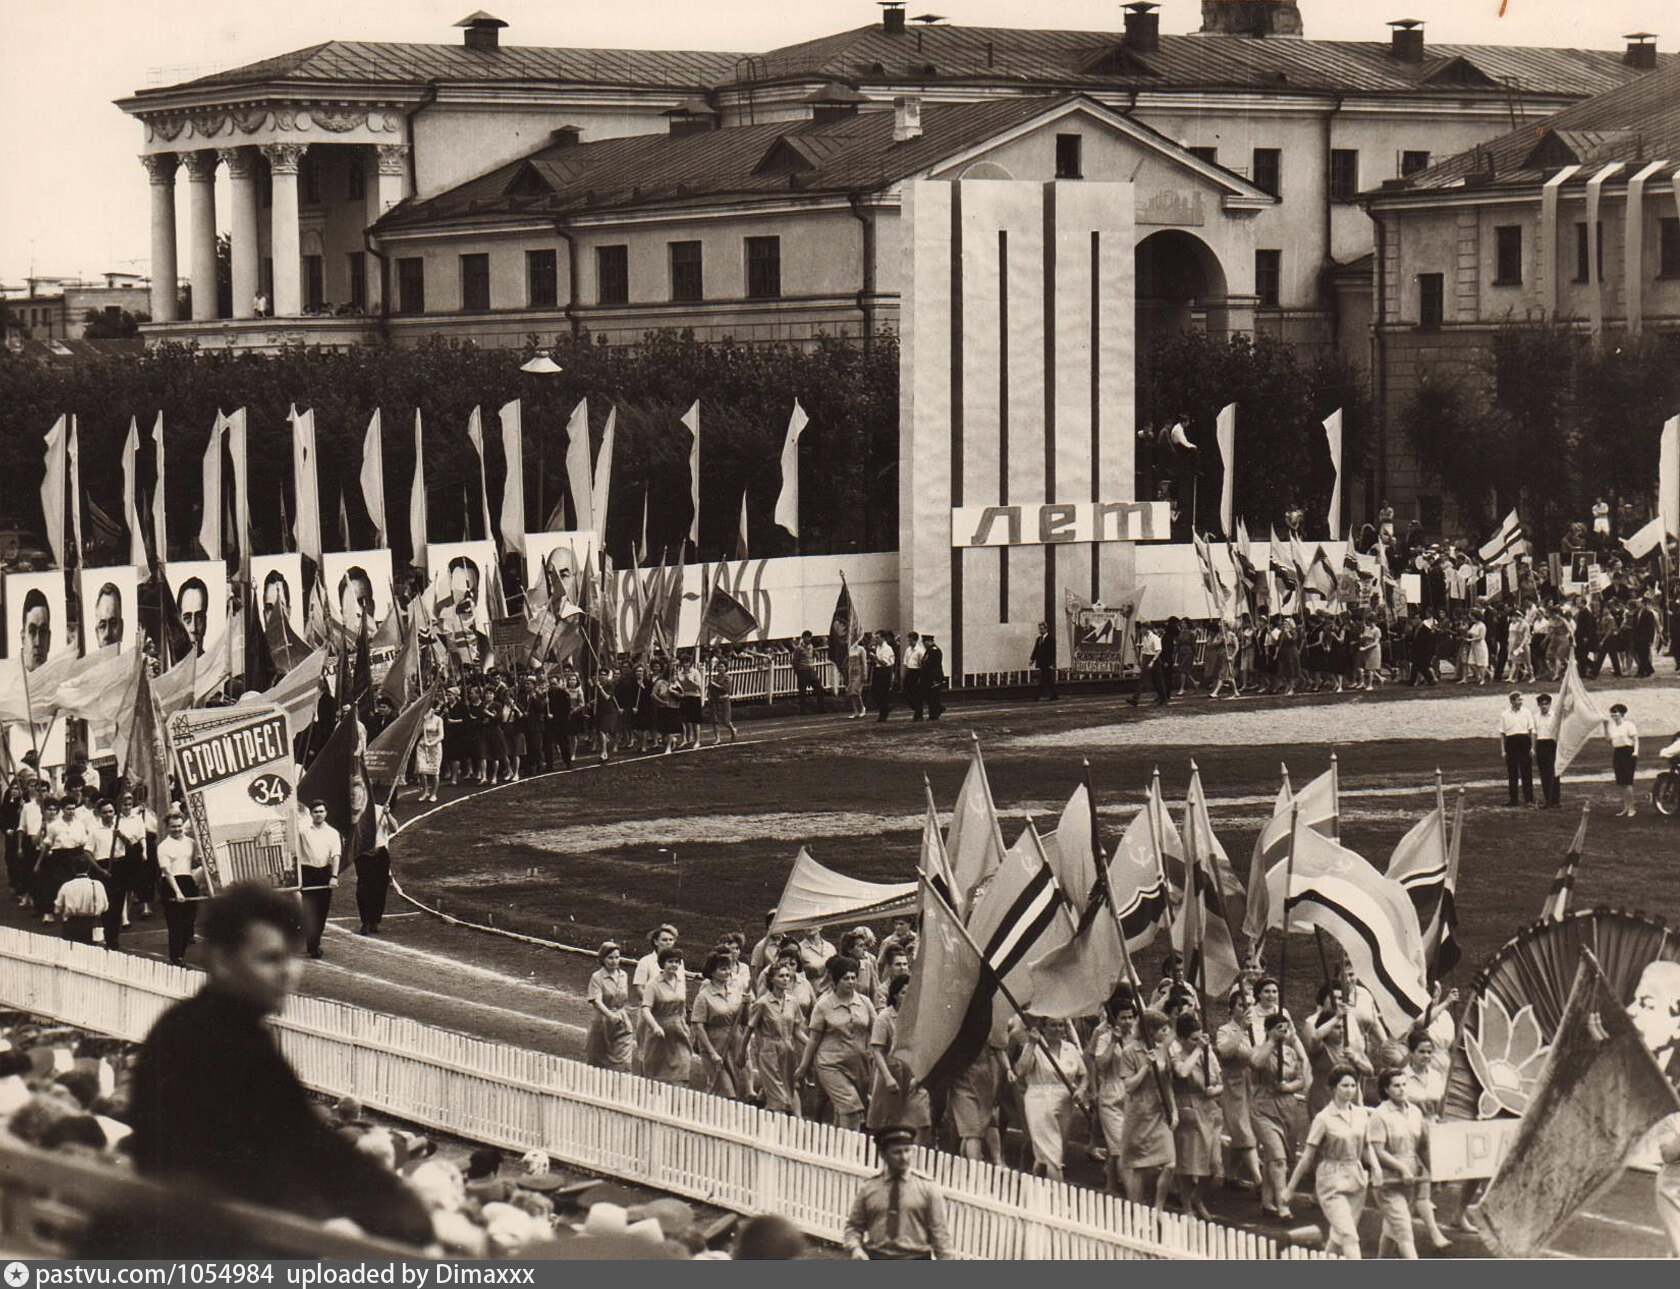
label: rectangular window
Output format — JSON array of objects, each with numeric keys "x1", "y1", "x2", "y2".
[
  {"x1": 1400, "y1": 150, "x2": 1431, "y2": 177},
  {"x1": 1574, "y1": 221, "x2": 1607, "y2": 283},
  {"x1": 596, "y1": 245, "x2": 629, "y2": 306},
  {"x1": 1661, "y1": 217, "x2": 1680, "y2": 278},
  {"x1": 745, "y1": 235, "x2": 781, "y2": 299},
  {"x1": 346, "y1": 252, "x2": 366, "y2": 310},
  {"x1": 1252, "y1": 147, "x2": 1281, "y2": 197},
  {"x1": 1255, "y1": 249, "x2": 1281, "y2": 308},
  {"x1": 346, "y1": 158, "x2": 366, "y2": 202},
  {"x1": 396, "y1": 257, "x2": 425, "y2": 314},
  {"x1": 669, "y1": 240, "x2": 703, "y2": 302},
  {"x1": 526, "y1": 249, "x2": 558, "y2": 307},
  {"x1": 303, "y1": 255, "x2": 324, "y2": 311},
  {"x1": 1187, "y1": 145, "x2": 1218, "y2": 166},
  {"x1": 1329, "y1": 149, "x2": 1359, "y2": 202},
  {"x1": 1054, "y1": 133, "x2": 1083, "y2": 179},
  {"x1": 1418, "y1": 272, "x2": 1444, "y2": 329},
  {"x1": 460, "y1": 253, "x2": 490, "y2": 311},
  {"x1": 1494, "y1": 225, "x2": 1523, "y2": 285}
]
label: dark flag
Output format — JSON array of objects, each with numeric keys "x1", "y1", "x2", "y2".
[
  {"x1": 364, "y1": 685, "x2": 437, "y2": 792},
  {"x1": 699, "y1": 584, "x2": 758, "y2": 643},
  {"x1": 352, "y1": 615, "x2": 372, "y2": 711},
  {"x1": 297, "y1": 709, "x2": 376, "y2": 856},
  {"x1": 828, "y1": 573, "x2": 860, "y2": 672},
  {"x1": 120, "y1": 664, "x2": 171, "y2": 818},
  {"x1": 264, "y1": 603, "x2": 312, "y2": 677},
  {"x1": 140, "y1": 555, "x2": 193, "y2": 668}
]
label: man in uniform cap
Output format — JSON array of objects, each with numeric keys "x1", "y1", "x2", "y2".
[{"x1": 843, "y1": 1127, "x2": 951, "y2": 1260}]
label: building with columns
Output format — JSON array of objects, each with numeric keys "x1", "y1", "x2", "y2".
[{"x1": 1363, "y1": 47, "x2": 1680, "y2": 534}]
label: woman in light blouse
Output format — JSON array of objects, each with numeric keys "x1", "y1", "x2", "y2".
[
  {"x1": 1369, "y1": 1067, "x2": 1452, "y2": 1257},
  {"x1": 796, "y1": 954, "x2": 876, "y2": 1130},
  {"x1": 1088, "y1": 991, "x2": 1138, "y2": 1194},
  {"x1": 1118, "y1": 1009, "x2": 1177, "y2": 1211},
  {"x1": 1013, "y1": 1018, "x2": 1089, "y2": 1182},
  {"x1": 1608, "y1": 702, "x2": 1640, "y2": 817},
  {"x1": 747, "y1": 959, "x2": 808, "y2": 1115},
  {"x1": 690, "y1": 950, "x2": 745, "y2": 1098},
  {"x1": 638, "y1": 947, "x2": 693, "y2": 1085},
  {"x1": 1283, "y1": 1064, "x2": 1381, "y2": 1258},
  {"x1": 1214, "y1": 986, "x2": 1263, "y2": 1192},
  {"x1": 584, "y1": 941, "x2": 634, "y2": 1073},
  {"x1": 1170, "y1": 1010, "x2": 1224, "y2": 1221},
  {"x1": 1249, "y1": 1010, "x2": 1310, "y2": 1219}
]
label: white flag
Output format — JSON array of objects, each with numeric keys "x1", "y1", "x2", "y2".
[
  {"x1": 499, "y1": 399, "x2": 526, "y2": 554},
  {"x1": 151, "y1": 412, "x2": 168, "y2": 563},
  {"x1": 409, "y1": 409, "x2": 428, "y2": 568},
  {"x1": 122, "y1": 418, "x2": 146, "y2": 567},
  {"x1": 590, "y1": 407, "x2": 616, "y2": 547},
  {"x1": 68, "y1": 415, "x2": 85, "y2": 565},
  {"x1": 682, "y1": 399, "x2": 700, "y2": 546},
  {"x1": 1553, "y1": 655, "x2": 1607, "y2": 778},
  {"x1": 289, "y1": 405, "x2": 323, "y2": 563},
  {"x1": 1323, "y1": 408, "x2": 1343, "y2": 537},
  {"x1": 774, "y1": 399, "x2": 808, "y2": 539},
  {"x1": 1623, "y1": 516, "x2": 1664, "y2": 561},
  {"x1": 465, "y1": 407, "x2": 494, "y2": 545},
  {"x1": 360, "y1": 409, "x2": 387, "y2": 548},
  {"x1": 1661, "y1": 414, "x2": 1679, "y2": 540},
  {"x1": 226, "y1": 407, "x2": 250, "y2": 560},
  {"x1": 198, "y1": 412, "x2": 224, "y2": 561},
  {"x1": 1215, "y1": 402, "x2": 1236, "y2": 539},
  {"x1": 40, "y1": 415, "x2": 67, "y2": 568},
  {"x1": 564, "y1": 397, "x2": 592, "y2": 533}
]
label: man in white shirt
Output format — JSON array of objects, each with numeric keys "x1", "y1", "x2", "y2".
[
  {"x1": 157, "y1": 809, "x2": 201, "y2": 966},
  {"x1": 872, "y1": 632, "x2": 897, "y2": 724},
  {"x1": 1533, "y1": 693, "x2": 1561, "y2": 808},
  {"x1": 54, "y1": 856, "x2": 109, "y2": 945},
  {"x1": 15, "y1": 781, "x2": 46, "y2": 912},
  {"x1": 1497, "y1": 691, "x2": 1536, "y2": 807},
  {"x1": 298, "y1": 800, "x2": 343, "y2": 960},
  {"x1": 901, "y1": 632, "x2": 926, "y2": 721},
  {"x1": 1131, "y1": 623, "x2": 1166, "y2": 706},
  {"x1": 85, "y1": 799, "x2": 129, "y2": 947},
  {"x1": 38, "y1": 798, "x2": 90, "y2": 925}
]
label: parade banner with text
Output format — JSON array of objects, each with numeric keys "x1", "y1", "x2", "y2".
[{"x1": 167, "y1": 704, "x2": 300, "y2": 894}]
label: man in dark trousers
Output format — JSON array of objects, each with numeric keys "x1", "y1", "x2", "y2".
[
  {"x1": 297, "y1": 799, "x2": 342, "y2": 959},
  {"x1": 872, "y1": 630, "x2": 897, "y2": 722},
  {"x1": 1409, "y1": 616, "x2": 1438, "y2": 686},
  {"x1": 545, "y1": 672, "x2": 573, "y2": 770},
  {"x1": 354, "y1": 807, "x2": 394, "y2": 935},
  {"x1": 1029, "y1": 622, "x2": 1058, "y2": 700},
  {"x1": 921, "y1": 633, "x2": 947, "y2": 720},
  {"x1": 123, "y1": 884, "x2": 431, "y2": 1251},
  {"x1": 1497, "y1": 690, "x2": 1536, "y2": 807},
  {"x1": 844, "y1": 1127, "x2": 952, "y2": 1259},
  {"x1": 1533, "y1": 692, "x2": 1561, "y2": 807}
]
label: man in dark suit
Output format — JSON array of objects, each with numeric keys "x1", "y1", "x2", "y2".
[
  {"x1": 1029, "y1": 622, "x2": 1058, "y2": 700},
  {"x1": 1409, "y1": 616, "x2": 1438, "y2": 686},
  {"x1": 921, "y1": 633, "x2": 947, "y2": 720}
]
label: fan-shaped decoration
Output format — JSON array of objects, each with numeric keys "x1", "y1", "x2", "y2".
[{"x1": 1442, "y1": 907, "x2": 1679, "y2": 1122}]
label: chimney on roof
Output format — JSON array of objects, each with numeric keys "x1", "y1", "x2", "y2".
[
  {"x1": 456, "y1": 11, "x2": 507, "y2": 52},
  {"x1": 1624, "y1": 32, "x2": 1658, "y2": 70},
  {"x1": 664, "y1": 98, "x2": 718, "y2": 137},
  {"x1": 893, "y1": 95, "x2": 922, "y2": 143},
  {"x1": 549, "y1": 125, "x2": 581, "y2": 148},
  {"x1": 1124, "y1": 3, "x2": 1161, "y2": 54},
  {"x1": 880, "y1": 2, "x2": 907, "y2": 36},
  {"x1": 1388, "y1": 19, "x2": 1424, "y2": 63},
  {"x1": 1199, "y1": 1, "x2": 1303, "y2": 38}
]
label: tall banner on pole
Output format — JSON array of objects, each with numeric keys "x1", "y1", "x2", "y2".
[
  {"x1": 360, "y1": 409, "x2": 387, "y2": 548},
  {"x1": 1660, "y1": 414, "x2": 1679, "y2": 540},
  {"x1": 409, "y1": 409, "x2": 429, "y2": 568},
  {"x1": 226, "y1": 407, "x2": 251, "y2": 561},
  {"x1": 465, "y1": 407, "x2": 495, "y2": 545},
  {"x1": 1215, "y1": 403, "x2": 1236, "y2": 539},
  {"x1": 167, "y1": 704, "x2": 300, "y2": 893},
  {"x1": 775, "y1": 400, "x2": 808, "y2": 539},
  {"x1": 682, "y1": 400, "x2": 701, "y2": 547},
  {"x1": 199, "y1": 413, "x2": 225, "y2": 561},
  {"x1": 151, "y1": 412, "x2": 169, "y2": 562},
  {"x1": 1323, "y1": 408, "x2": 1343, "y2": 538},
  {"x1": 564, "y1": 398, "x2": 593, "y2": 535},
  {"x1": 39, "y1": 415, "x2": 67, "y2": 569},
  {"x1": 499, "y1": 400, "x2": 527, "y2": 554},
  {"x1": 288, "y1": 405, "x2": 323, "y2": 563}
]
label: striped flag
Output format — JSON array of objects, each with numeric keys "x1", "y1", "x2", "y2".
[
  {"x1": 1386, "y1": 784, "x2": 1463, "y2": 977},
  {"x1": 1174, "y1": 763, "x2": 1242, "y2": 997},
  {"x1": 1478, "y1": 508, "x2": 1527, "y2": 566},
  {"x1": 1243, "y1": 765, "x2": 1338, "y2": 952},
  {"x1": 972, "y1": 822, "x2": 1070, "y2": 1007},
  {"x1": 240, "y1": 647, "x2": 326, "y2": 740},
  {"x1": 920, "y1": 778, "x2": 959, "y2": 909},
  {"x1": 1542, "y1": 804, "x2": 1591, "y2": 922},
  {"x1": 1265, "y1": 824, "x2": 1430, "y2": 1035}
]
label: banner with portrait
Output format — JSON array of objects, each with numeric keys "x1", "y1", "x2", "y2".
[
  {"x1": 3, "y1": 569, "x2": 74, "y2": 673},
  {"x1": 77, "y1": 566, "x2": 140, "y2": 654},
  {"x1": 1064, "y1": 587, "x2": 1142, "y2": 675},
  {"x1": 322, "y1": 549, "x2": 395, "y2": 635},
  {"x1": 167, "y1": 703, "x2": 300, "y2": 894},
  {"x1": 251, "y1": 554, "x2": 305, "y2": 638},
  {"x1": 163, "y1": 559, "x2": 229, "y2": 660},
  {"x1": 524, "y1": 530, "x2": 598, "y2": 598},
  {"x1": 426, "y1": 540, "x2": 496, "y2": 666}
]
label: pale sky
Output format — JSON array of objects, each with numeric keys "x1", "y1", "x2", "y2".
[{"x1": 0, "y1": 0, "x2": 1669, "y2": 286}]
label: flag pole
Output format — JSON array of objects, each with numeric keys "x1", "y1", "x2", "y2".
[
  {"x1": 1279, "y1": 803, "x2": 1299, "y2": 1077},
  {"x1": 1329, "y1": 751, "x2": 1341, "y2": 844},
  {"x1": 971, "y1": 733, "x2": 1010, "y2": 871},
  {"x1": 1131, "y1": 766, "x2": 1183, "y2": 1113},
  {"x1": 918, "y1": 872, "x2": 1084, "y2": 1105}
]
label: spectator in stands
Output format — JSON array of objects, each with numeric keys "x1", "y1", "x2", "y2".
[
  {"x1": 843, "y1": 1126, "x2": 952, "y2": 1259},
  {"x1": 126, "y1": 883, "x2": 432, "y2": 1248}
]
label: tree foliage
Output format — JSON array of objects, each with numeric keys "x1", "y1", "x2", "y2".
[{"x1": 0, "y1": 330, "x2": 899, "y2": 567}]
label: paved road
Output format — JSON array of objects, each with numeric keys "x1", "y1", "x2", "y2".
[{"x1": 7, "y1": 675, "x2": 1676, "y2": 1257}]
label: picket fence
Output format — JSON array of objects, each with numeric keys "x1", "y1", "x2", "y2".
[
  {"x1": 723, "y1": 653, "x2": 839, "y2": 703},
  {"x1": 0, "y1": 928, "x2": 1325, "y2": 1261}
]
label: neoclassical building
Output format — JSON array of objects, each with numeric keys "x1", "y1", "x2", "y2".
[{"x1": 118, "y1": 1, "x2": 1670, "y2": 368}]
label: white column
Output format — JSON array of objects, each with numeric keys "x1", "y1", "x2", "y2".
[
  {"x1": 221, "y1": 146, "x2": 260, "y2": 320},
  {"x1": 182, "y1": 151, "x2": 220, "y2": 321},
  {"x1": 366, "y1": 144, "x2": 409, "y2": 311},
  {"x1": 141, "y1": 153, "x2": 178, "y2": 323},
  {"x1": 262, "y1": 142, "x2": 307, "y2": 318}
]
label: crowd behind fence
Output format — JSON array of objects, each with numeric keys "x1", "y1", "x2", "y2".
[{"x1": 0, "y1": 927, "x2": 1329, "y2": 1261}]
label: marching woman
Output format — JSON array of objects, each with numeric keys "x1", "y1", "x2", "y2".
[
  {"x1": 1283, "y1": 1064, "x2": 1381, "y2": 1259},
  {"x1": 635, "y1": 663, "x2": 658, "y2": 754},
  {"x1": 1012, "y1": 1018, "x2": 1089, "y2": 1182},
  {"x1": 652, "y1": 661, "x2": 683, "y2": 756},
  {"x1": 638, "y1": 947, "x2": 694, "y2": 1086},
  {"x1": 748, "y1": 958, "x2": 809, "y2": 1114},
  {"x1": 678, "y1": 651, "x2": 706, "y2": 750},
  {"x1": 706, "y1": 653, "x2": 737, "y2": 745},
  {"x1": 415, "y1": 704, "x2": 444, "y2": 803},
  {"x1": 1304, "y1": 983, "x2": 1374, "y2": 1117},
  {"x1": 1369, "y1": 1067, "x2": 1452, "y2": 1257},
  {"x1": 1170, "y1": 1010, "x2": 1224, "y2": 1220},
  {"x1": 865, "y1": 974, "x2": 932, "y2": 1143},
  {"x1": 948, "y1": 1026, "x2": 1009, "y2": 1164},
  {"x1": 1608, "y1": 702, "x2": 1640, "y2": 817},
  {"x1": 846, "y1": 632, "x2": 869, "y2": 719},
  {"x1": 1089, "y1": 991, "x2": 1139, "y2": 1194},
  {"x1": 593, "y1": 664, "x2": 621, "y2": 763},
  {"x1": 584, "y1": 941, "x2": 635, "y2": 1073},
  {"x1": 758, "y1": 942, "x2": 817, "y2": 1017},
  {"x1": 1118, "y1": 1009, "x2": 1178, "y2": 1212},
  {"x1": 796, "y1": 954, "x2": 876, "y2": 1130},
  {"x1": 690, "y1": 950, "x2": 745, "y2": 1099},
  {"x1": 1214, "y1": 986, "x2": 1263, "y2": 1192},
  {"x1": 1249, "y1": 1009, "x2": 1310, "y2": 1219},
  {"x1": 1277, "y1": 618, "x2": 1302, "y2": 697}
]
